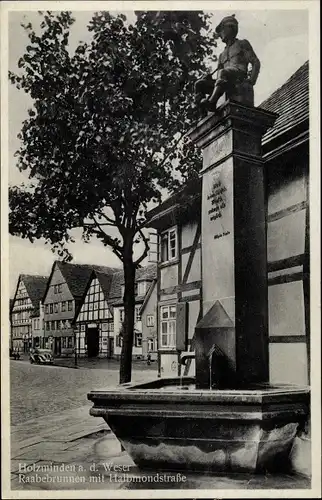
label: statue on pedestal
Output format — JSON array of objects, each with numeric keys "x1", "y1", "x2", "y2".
[{"x1": 195, "y1": 15, "x2": 261, "y2": 112}]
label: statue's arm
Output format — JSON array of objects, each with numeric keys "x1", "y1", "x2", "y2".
[{"x1": 241, "y1": 39, "x2": 261, "y2": 86}]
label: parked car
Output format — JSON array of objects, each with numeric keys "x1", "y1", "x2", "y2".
[{"x1": 29, "y1": 348, "x2": 53, "y2": 365}]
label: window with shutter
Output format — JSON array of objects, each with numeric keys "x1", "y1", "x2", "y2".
[{"x1": 176, "y1": 302, "x2": 188, "y2": 351}]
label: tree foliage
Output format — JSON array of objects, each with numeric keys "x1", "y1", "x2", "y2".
[{"x1": 9, "y1": 10, "x2": 217, "y2": 382}]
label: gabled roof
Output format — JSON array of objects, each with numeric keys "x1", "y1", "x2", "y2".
[
  {"x1": 108, "y1": 270, "x2": 124, "y2": 302},
  {"x1": 120, "y1": 263, "x2": 157, "y2": 284},
  {"x1": 260, "y1": 61, "x2": 309, "y2": 145},
  {"x1": 95, "y1": 271, "x2": 115, "y2": 300},
  {"x1": 140, "y1": 279, "x2": 157, "y2": 314},
  {"x1": 52, "y1": 261, "x2": 120, "y2": 300},
  {"x1": 21, "y1": 275, "x2": 48, "y2": 308},
  {"x1": 146, "y1": 177, "x2": 202, "y2": 228}
]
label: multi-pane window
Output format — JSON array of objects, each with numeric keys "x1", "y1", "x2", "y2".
[
  {"x1": 61, "y1": 301, "x2": 66, "y2": 312},
  {"x1": 160, "y1": 305, "x2": 176, "y2": 348},
  {"x1": 135, "y1": 307, "x2": 141, "y2": 323},
  {"x1": 68, "y1": 301, "x2": 73, "y2": 311},
  {"x1": 50, "y1": 304, "x2": 53, "y2": 314},
  {"x1": 146, "y1": 314, "x2": 155, "y2": 327},
  {"x1": 160, "y1": 227, "x2": 178, "y2": 263},
  {"x1": 135, "y1": 332, "x2": 142, "y2": 347},
  {"x1": 137, "y1": 282, "x2": 146, "y2": 296},
  {"x1": 120, "y1": 309, "x2": 125, "y2": 323},
  {"x1": 54, "y1": 303, "x2": 58, "y2": 313},
  {"x1": 76, "y1": 277, "x2": 111, "y2": 326},
  {"x1": 148, "y1": 338, "x2": 156, "y2": 351},
  {"x1": 45, "y1": 305, "x2": 49, "y2": 314}
]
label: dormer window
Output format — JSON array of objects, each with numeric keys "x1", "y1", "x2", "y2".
[
  {"x1": 137, "y1": 281, "x2": 146, "y2": 296},
  {"x1": 160, "y1": 227, "x2": 178, "y2": 263}
]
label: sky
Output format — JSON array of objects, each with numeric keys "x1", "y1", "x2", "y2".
[{"x1": 7, "y1": 7, "x2": 309, "y2": 296}]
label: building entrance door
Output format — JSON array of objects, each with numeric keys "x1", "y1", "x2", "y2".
[
  {"x1": 108, "y1": 337, "x2": 114, "y2": 359},
  {"x1": 87, "y1": 328, "x2": 99, "y2": 357},
  {"x1": 54, "y1": 337, "x2": 61, "y2": 356}
]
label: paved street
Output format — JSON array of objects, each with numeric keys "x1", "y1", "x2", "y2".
[{"x1": 10, "y1": 360, "x2": 158, "y2": 425}]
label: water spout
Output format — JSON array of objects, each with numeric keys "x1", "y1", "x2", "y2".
[{"x1": 179, "y1": 351, "x2": 196, "y2": 366}]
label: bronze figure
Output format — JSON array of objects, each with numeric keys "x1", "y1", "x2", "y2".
[{"x1": 195, "y1": 15, "x2": 261, "y2": 111}]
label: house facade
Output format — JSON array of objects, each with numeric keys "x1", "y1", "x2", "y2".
[
  {"x1": 140, "y1": 279, "x2": 158, "y2": 361},
  {"x1": 30, "y1": 302, "x2": 45, "y2": 348},
  {"x1": 147, "y1": 61, "x2": 310, "y2": 386},
  {"x1": 43, "y1": 261, "x2": 119, "y2": 356},
  {"x1": 74, "y1": 270, "x2": 116, "y2": 358},
  {"x1": 74, "y1": 264, "x2": 157, "y2": 359},
  {"x1": 113, "y1": 265, "x2": 157, "y2": 360},
  {"x1": 10, "y1": 275, "x2": 48, "y2": 353}
]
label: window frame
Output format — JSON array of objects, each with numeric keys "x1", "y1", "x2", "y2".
[
  {"x1": 135, "y1": 332, "x2": 142, "y2": 348},
  {"x1": 146, "y1": 314, "x2": 155, "y2": 327},
  {"x1": 160, "y1": 304, "x2": 176, "y2": 349},
  {"x1": 160, "y1": 226, "x2": 178, "y2": 263}
]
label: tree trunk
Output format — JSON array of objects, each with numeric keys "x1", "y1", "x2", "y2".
[{"x1": 119, "y1": 236, "x2": 136, "y2": 384}]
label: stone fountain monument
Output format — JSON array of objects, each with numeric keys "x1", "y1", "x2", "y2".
[{"x1": 88, "y1": 16, "x2": 310, "y2": 474}]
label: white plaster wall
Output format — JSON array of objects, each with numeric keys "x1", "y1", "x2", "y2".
[{"x1": 269, "y1": 343, "x2": 308, "y2": 385}]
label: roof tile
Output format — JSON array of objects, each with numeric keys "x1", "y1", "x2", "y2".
[{"x1": 260, "y1": 61, "x2": 309, "y2": 144}]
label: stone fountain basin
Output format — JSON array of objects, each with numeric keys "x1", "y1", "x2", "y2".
[{"x1": 87, "y1": 377, "x2": 310, "y2": 474}]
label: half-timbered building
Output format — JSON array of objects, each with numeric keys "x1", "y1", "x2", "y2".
[
  {"x1": 74, "y1": 264, "x2": 157, "y2": 359},
  {"x1": 147, "y1": 61, "x2": 310, "y2": 385},
  {"x1": 10, "y1": 274, "x2": 48, "y2": 353},
  {"x1": 42, "y1": 261, "x2": 119, "y2": 356}
]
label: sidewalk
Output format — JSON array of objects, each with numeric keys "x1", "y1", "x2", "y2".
[
  {"x1": 10, "y1": 404, "x2": 311, "y2": 491},
  {"x1": 52, "y1": 356, "x2": 158, "y2": 371}
]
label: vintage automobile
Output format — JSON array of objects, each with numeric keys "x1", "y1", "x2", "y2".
[{"x1": 29, "y1": 348, "x2": 54, "y2": 365}]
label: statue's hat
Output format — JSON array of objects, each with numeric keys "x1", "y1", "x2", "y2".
[{"x1": 215, "y1": 14, "x2": 238, "y2": 33}]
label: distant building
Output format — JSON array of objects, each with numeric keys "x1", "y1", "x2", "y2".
[
  {"x1": 43, "y1": 261, "x2": 119, "y2": 356},
  {"x1": 74, "y1": 264, "x2": 157, "y2": 359},
  {"x1": 140, "y1": 278, "x2": 158, "y2": 361},
  {"x1": 74, "y1": 269, "x2": 116, "y2": 358},
  {"x1": 30, "y1": 301, "x2": 45, "y2": 348},
  {"x1": 10, "y1": 275, "x2": 48, "y2": 353},
  {"x1": 113, "y1": 264, "x2": 157, "y2": 360}
]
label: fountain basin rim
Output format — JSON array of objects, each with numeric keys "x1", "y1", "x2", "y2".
[{"x1": 88, "y1": 377, "x2": 310, "y2": 405}]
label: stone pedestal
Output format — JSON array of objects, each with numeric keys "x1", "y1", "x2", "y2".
[{"x1": 188, "y1": 101, "x2": 277, "y2": 389}]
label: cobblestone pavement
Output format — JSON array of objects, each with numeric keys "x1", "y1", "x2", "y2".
[{"x1": 10, "y1": 360, "x2": 157, "y2": 425}]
